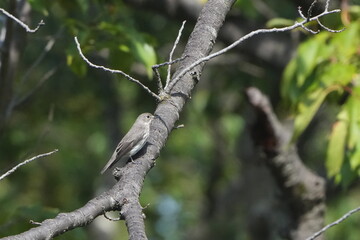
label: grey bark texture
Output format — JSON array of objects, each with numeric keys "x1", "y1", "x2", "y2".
[{"x1": 246, "y1": 87, "x2": 326, "y2": 240}]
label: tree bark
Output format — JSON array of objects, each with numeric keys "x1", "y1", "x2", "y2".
[
  {"x1": 246, "y1": 87, "x2": 326, "y2": 240},
  {"x1": 1, "y1": 0, "x2": 236, "y2": 239}
]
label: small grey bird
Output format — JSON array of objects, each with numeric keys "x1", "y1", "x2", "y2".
[{"x1": 101, "y1": 113, "x2": 154, "y2": 174}]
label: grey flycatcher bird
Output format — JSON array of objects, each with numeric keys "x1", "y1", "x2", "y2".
[{"x1": 101, "y1": 113, "x2": 154, "y2": 174}]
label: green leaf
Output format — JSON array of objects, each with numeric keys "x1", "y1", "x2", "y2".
[
  {"x1": 349, "y1": 142, "x2": 360, "y2": 171},
  {"x1": 339, "y1": 159, "x2": 358, "y2": 188},
  {"x1": 347, "y1": 87, "x2": 360, "y2": 170},
  {"x1": 292, "y1": 88, "x2": 329, "y2": 140},
  {"x1": 346, "y1": 92, "x2": 360, "y2": 150},
  {"x1": 281, "y1": 32, "x2": 332, "y2": 107},
  {"x1": 295, "y1": 33, "x2": 331, "y2": 86},
  {"x1": 132, "y1": 41, "x2": 157, "y2": 79},
  {"x1": 281, "y1": 53, "x2": 299, "y2": 105},
  {"x1": 319, "y1": 63, "x2": 356, "y2": 87},
  {"x1": 331, "y1": 21, "x2": 360, "y2": 61},
  {"x1": 349, "y1": 5, "x2": 360, "y2": 18},
  {"x1": 67, "y1": 54, "x2": 87, "y2": 77},
  {"x1": 326, "y1": 119, "x2": 348, "y2": 177}
]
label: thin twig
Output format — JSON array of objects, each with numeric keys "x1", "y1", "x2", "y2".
[
  {"x1": 306, "y1": 206, "x2": 360, "y2": 240},
  {"x1": 317, "y1": 18, "x2": 345, "y2": 32},
  {"x1": 174, "y1": 124, "x2": 185, "y2": 129},
  {"x1": 14, "y1": 67, "x2": 58, "y2": 107},
  {"x1": 0, "y1": 149, "x2": 58, "y2": 181},
  {"x1": 325, "y1": 0, "x2": 330, "y2": 11},
  {"x1": 152, "y1": 56, "x2": 188, "y2": 97},
  {"x1": 0, "y1": 7, "x2": 44, "y2": 33},
  {"x1": 20, "y1": 38, "x2": 56, "y2": 84},
  {"x1": 299, "y1": 21, "x2": 320, "y2": 34},
  {"x1": 20, "y1": 28, "x2": 63, "y2": 86},
  {"x1": 154, "y1": 56, "x2": 188, "y2": 69},
  {"x1": 298, "y1": 6, "x2": 307, "y2": 19},
  {"x1": 74, "y1": 37, "x2": 161, "y2": 101},
  {"x1": 307, "y1": 0, "x2": 318, "y2": 22},
  {"x1": 153, "y1": 66, "x2": 163, "y2": 93},
  {"x1": 166, "y1": 20, "x2": 186, "y2": 88},
  {"x1": 29, "y1": 220, "x2": 42, "y2": 225},
  {"x1": 165, "y1": 8, "x2": 341, "y2": 92}
]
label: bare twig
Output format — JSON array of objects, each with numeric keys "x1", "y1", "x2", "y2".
[
  {"x1": 153, "y1": 65, "x2": 163, "y2": 93},
  {"x1": 151, "y1": 21, "x2": 186, "y2": 94},
  {"x1": 14, "y1": 67, "x2": 58, "y2": 107},
  {"x1": 0, "y1": 149, "x2": 58, "y2": 181},
  {"x1": 298, "y1": 5, "x2": 344, "y2": 33},
  {"x1": 299, "y1": 21, "x2": 320, "y2": 34},
  {"x1": 174, "y1": 124, "x2": 185, "y2": 129},
  {"x1": 298, "y1": 6, "x2": 307, "y2": 19},
  {"x1": 20, "y1": 28, "x2": 62, "y2": 86},
  {"x1": 152, "y1": 56, "x2": 188, "y2": 93},
  {"x1": 317, "y1": 19, "x2": 345, "y2": 32},
  {"x1": 152, "y1": 55, "x2": 187, "y2": 91},
  {"x1": 306, "y1": 206, "x2": 360, "y2": 240},
  {"x1": 165, "y1": 7, "x2": 342, "y2": 92},
  {"x1": 166, "y1": 20, "x2": 186, "y2": 88},
  {"x1": 29, "y1": 220, "x2": 42, "y2": 225},
  {"x1": 153, "y1": 56, "x2": 188, "y2": 69},
  {"x1": 74, "y1": 36, "x2": 161, "y2": 101},
  {"x1": 152, "y1": 55, "x2": 187, "y2": 96},
  {"x1": 0, "y1": 7, "x2": 44, "y2": 33},
  {"x1": 307, "y1": 0, "x2": 318, "y2": 21},
  {"x1": 325, "y1": 0, "x2": 331, "y2": 11}
]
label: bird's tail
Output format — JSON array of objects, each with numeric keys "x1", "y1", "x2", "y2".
[{"x1": 100, "y1": 152, "x2": 118, "y2": 174}]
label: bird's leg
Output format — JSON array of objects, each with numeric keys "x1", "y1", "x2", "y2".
[{"x1": 130, "y1": 156, "x2": 141, "y2": 165}]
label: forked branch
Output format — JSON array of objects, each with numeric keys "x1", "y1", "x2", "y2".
[
  {"x1": 0, "y1": 7, "x2": 44, "y2": 33},
  {"x1": 165, "y1": 3, "x2": 343, "y2": 92}
]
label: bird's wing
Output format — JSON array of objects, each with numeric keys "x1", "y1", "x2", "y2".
[
  {"x1": 100, "y1": 140, "x2": 134, "y2": 174},
  {"x1": 101, "y1": 123, "x2": 147, "y2": 174},
  {"x1": 100, "y1": 128, "x2": 146, "y2": 174}
]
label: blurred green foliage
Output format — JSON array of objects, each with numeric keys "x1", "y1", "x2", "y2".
[{"x1": 282, "y1": 10, "x2": 360, "y2": 185}]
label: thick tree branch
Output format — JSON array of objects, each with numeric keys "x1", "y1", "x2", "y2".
[
  {"x1": 1, "y1": 0, "x2": 236, "y2": 239},
  {"x1": 245, "y1": 87, "x2": 326, "y2": 240},
  {"x1": 2, "y1": 0, "x2": 342, "y2": 239}
]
